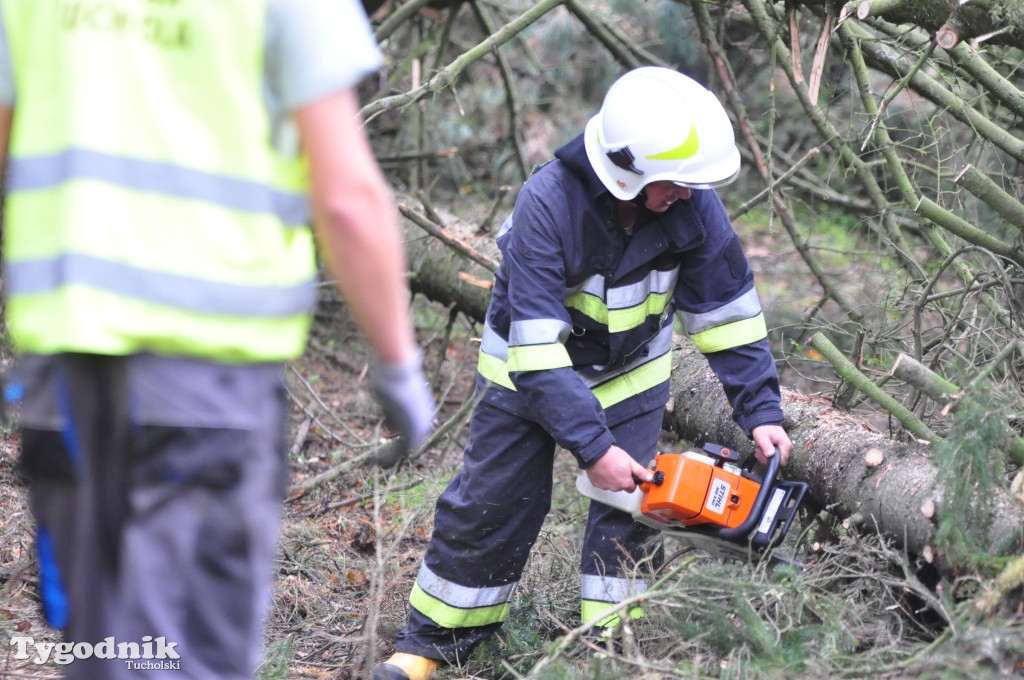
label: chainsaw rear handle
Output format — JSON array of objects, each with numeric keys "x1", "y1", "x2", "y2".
[{"x1": 714, "y1": 447, "x2": 782, "y2": 540}]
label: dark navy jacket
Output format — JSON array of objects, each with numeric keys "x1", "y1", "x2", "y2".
[{"x1": 476, "y1": 133, "x2": 784, "y2": 467}]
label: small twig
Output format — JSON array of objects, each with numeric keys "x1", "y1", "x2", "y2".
[
  {"x1": 862, "y1": 40, "x2": 936, "y2": 151},
  {"x1": 289, "y1": 414, "x2": 313, "y2": 458},
  {"x1": 286, "y1": 366, "x2": 368, "y2": 444},
  {"x1": 287, "y1": 449, "x2": 379, "y2": 498},
  {"x1": 469, "y1": 0, "x2": 530, "y2": 181},
  {"x1": 306, "y1": 478, "x2": 423, "y2": 517},
  {"x1": 375, "y1": 147, "x2": 458, "y2": 165},
  {"x1": 362, "y1": 0, "x2": 566, "y2": 123},
  {"x1": 431, "y1": 306, "x2": 460, "y2": 391},
  {"x1": 287, "y1": 384, "x2": 477, "y2": 499},
  {"x1": 728, "y1": 147, "x2": 820, "y2": 221},
  {"x1": 478, "y1": 185, "x2": 510, "y2": 234},
  {"x1": 416, "y1": 189, "x2": 446, "y2": 227}
]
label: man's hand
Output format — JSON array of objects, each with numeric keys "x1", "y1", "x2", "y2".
[
  {"x1": 751, "y1": 424, "x2": 792, "y2": 466},
  {"x1": 368, "y1": 351, "x2": 435, "y2": 466},
  {"x1": 585, "y1": 445, "x2": 653, "y2": 492}
]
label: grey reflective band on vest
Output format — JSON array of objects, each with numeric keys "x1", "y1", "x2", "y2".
[
  {"x1": 581, "y1": 574, "x2": 647, "y2": 603},
  {"x1": 676, "y1": 287, "x2": 762, "y2": 335},
  {"x1": 7, "y1": 148, "x2": 310, "y2": 225},
  {"x1": 416, "y1": 563, "x2": 517, "y2": 609},
  {"x1": 509, "y1": 318, "x2": 572, "y2": 347},
  {"x1": 6, "y1": 253, "x2": 317, "y2": 317}
]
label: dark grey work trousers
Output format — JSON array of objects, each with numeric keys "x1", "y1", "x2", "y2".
[
  {"x1": 394, "y1": 400, "x2": 663, "y2": 662},
  {"x1": 14, "y1": 353, "x2": 288, "y2": 679}
]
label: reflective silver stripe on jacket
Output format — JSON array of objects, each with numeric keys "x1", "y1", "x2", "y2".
[
  {"x1": 606, "y1": 268, "x2": 678, "y2": 309},
  {"x1": 565, "y1": 274, "x2": 605, "y2": 300},
  {"x1": 6, "y1": 254, "x2": 317, "y2": 317},
  {"x1": 416, "y1": 563, "x2": 517, "y2": 608},
  {"x1": 676, "y1": 287, "x2": 762, "y2": 335},
  {"x1": 581, "y1": 574, "x2": 647, "y2": 603},
  {"x1": 7, "y1": 148, "x2": 310, "y2": 224},
  {"x1": 509, "y1": 318, "x2": 572, "y2": 347},
  {"x1": 481, "y1": 318, "x2": 674, "y2": 383},
  {"x1": 580, "y1": 323, "x2": 674, "y2": 389},
  {"x1": 480, "y1": 322, "x2": 510, "y2": 360}
]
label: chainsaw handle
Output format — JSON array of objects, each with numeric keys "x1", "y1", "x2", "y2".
[{"x1": 715, "y1": 447, "x2": 781, "y2": 540}]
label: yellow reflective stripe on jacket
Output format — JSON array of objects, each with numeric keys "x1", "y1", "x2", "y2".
[
  {"x1": 506, "y1": 318, "x2": 572, "y2": 372},
  {"x1": 676, "y1": 287, "x2": 763, "y2": 335},
  {"x1": 566, "y1": 269, "x2": 678, "y2": 333},
  {"x1": 6, "y1": 290, "x2": 312, "y2": 361},
  {"x1": 690, "y1": 313, "x2": 768, "y2": 354},
  {"x1": 477, "y1": 324, "x2": 673, "y2": 409},
  {"x1": 478, "y1": 351, "x2": 516, "y2": 390},
  {"x1": 507, "y1": 343, "x2": 573, "y2": 373},
  {"x1": 6, "y1": 183, "x2": 313, "y2": 287},
  {"x1": 566, "y1": 291, "x2": 609, "y2": 323},
  {"x1": 2, "y1": 1, "x2": 315, "y2": 360},
  {"x1": 607, "y1": 291, "x2": 672, "y2": 333},
  {"x1": 590, "y1": 351, "x2": 671, "y2": 409}
]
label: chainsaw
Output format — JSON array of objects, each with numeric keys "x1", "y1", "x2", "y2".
[{"x1": 576, "y1": 442, "x2": 808, "y2": 565}]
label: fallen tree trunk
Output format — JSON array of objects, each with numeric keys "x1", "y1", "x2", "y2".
[
  {"x1": 400, "y1": 208, "x2": 1024, "y2": 576},
  {"x1": 664, "y1": 340, "x2": 1024, "y2": 573}
]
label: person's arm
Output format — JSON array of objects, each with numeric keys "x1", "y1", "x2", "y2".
[
  {"x1": 674, "y1": 190, "x2": 791, "y2": 465},
  {"x1": 295, "y1": 90, "x2": 433, "y2": 462},
  {"x1": 295, "y1": 89, "x2": 413, "y2": 364}
]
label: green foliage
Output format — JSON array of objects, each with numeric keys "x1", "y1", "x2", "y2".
[
  {"x1": 254, "y1": 635, "x2": 293, "y2": 680},
  {"x1": 469, "y1": 588, "x2": 557, "y2": 678},
  {"x1": 933, "y1": 388, "x2": 1012, "y2": 572}
]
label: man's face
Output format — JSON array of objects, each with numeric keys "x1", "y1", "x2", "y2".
[{"x1": 642, "y1": 181, "x2": 692, "y2": 212}]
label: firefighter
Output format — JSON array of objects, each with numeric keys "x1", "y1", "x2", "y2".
[
  {"x1": 0, "y1": 1, "x2": 433, "y2": 678},
  {"x1": 373, "y1": 66, "x2": 793, "y2": 680}
]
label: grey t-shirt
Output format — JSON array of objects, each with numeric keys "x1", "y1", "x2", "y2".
[{"x1": 0, "y1": 0, "x2": 382, "y2": 115}]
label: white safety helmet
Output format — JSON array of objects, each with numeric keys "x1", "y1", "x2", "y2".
[{"x1": 584, "y1": 66, "x2": 741, "y2": 200}]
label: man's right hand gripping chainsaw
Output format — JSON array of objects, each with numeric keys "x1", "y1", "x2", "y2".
[{"x1": 577, "y1": 443, "x2": 808, "y2": 565}]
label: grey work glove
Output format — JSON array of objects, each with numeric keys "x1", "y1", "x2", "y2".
[{"x1": 368, "y1": 350, "x2": 435, "y2": 467}]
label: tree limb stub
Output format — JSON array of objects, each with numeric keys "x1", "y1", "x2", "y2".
[
  {"x1": 892, "y1": 353, "x2": 1024, "y2": 465},
  {"x1": 954, "y1": 164, "x2": 1024, "y2": 233}
]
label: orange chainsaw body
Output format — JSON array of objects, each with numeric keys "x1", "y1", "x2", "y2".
[{"x1": 640, "y1": 451, "x2": 761, "y2": 530}]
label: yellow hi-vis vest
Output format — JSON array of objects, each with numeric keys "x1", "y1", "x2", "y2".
[{"x1": 2, "y1": 1, "x2": 316, "y2": 362}]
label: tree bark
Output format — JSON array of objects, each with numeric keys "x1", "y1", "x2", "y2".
[
  {"x1": 836, "y1": 0, "x2": 1024, "y2": 49},
  {"x1": 399, "y1": 210, "x2": 1024, "y2": 575}
]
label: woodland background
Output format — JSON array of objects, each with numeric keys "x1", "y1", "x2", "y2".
[{"x1": 2, "y1": 0, "x2": 1024, "y2": 678}]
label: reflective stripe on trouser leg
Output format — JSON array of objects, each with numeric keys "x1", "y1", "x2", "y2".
[
  {"x1": 580, "y1": 407, "x2": 664, "y2": 628},
  {"x1": 395, "y1": 400, "x2": 558, "y2": 663}
]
